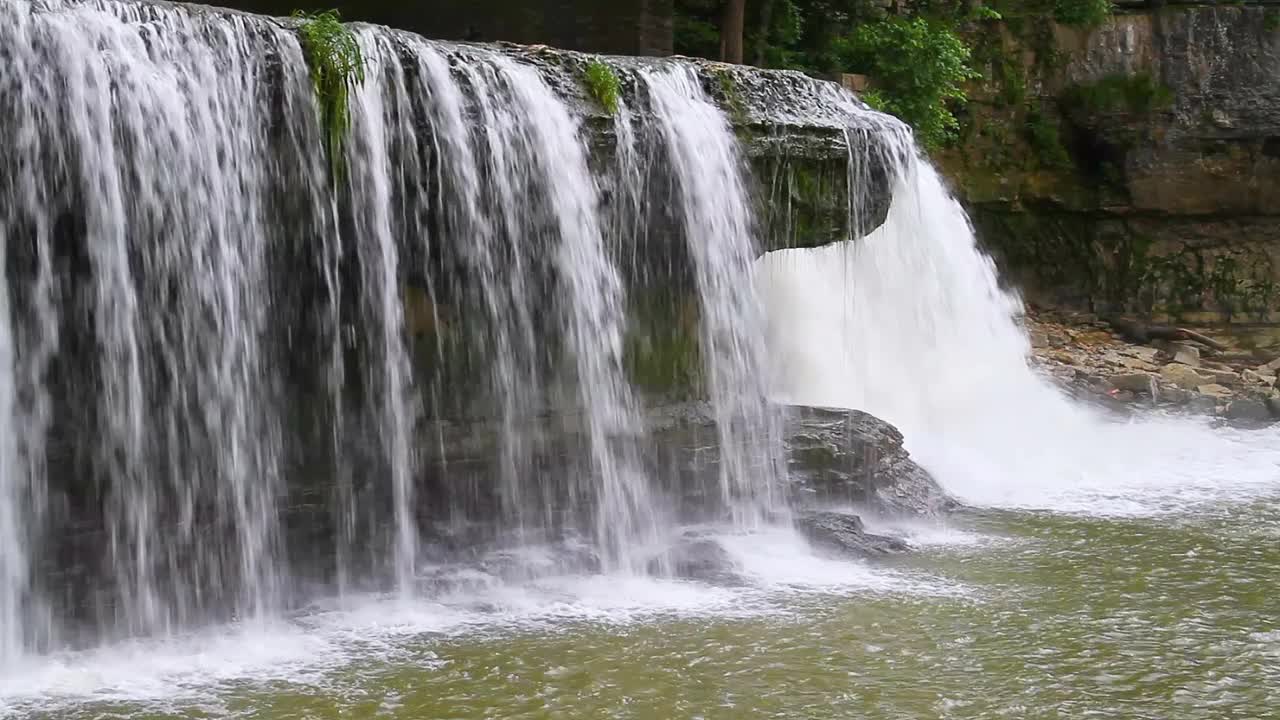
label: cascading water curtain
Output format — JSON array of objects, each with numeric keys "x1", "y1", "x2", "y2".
[{"x1": 642, "y1": 67, "x2": 787, "y2": 527}]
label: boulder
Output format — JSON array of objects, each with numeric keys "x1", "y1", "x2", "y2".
[
  {"x1": 1224, "y1": 399, "x2": 1273, "y2": 422},
  {"x1": 1118, "y1": 345, "x2": 1162, "y2": 364},
  {"x1": 1188, "y1": 394, "x2": 1221, "y2": 414},
  {"x1": 1109, "y1": 373, "x2": 1157, "y2": 395},
  {"x1": 795, "y1": 510, "x2": 909, "y2": 558},
  {"x1": 1160, "y1": 363, "x2": 1208, "y2": 390},
  {"x1": 784, "y1": 406, "x2": 957, "y2": 516},
  {"x1": 1171, "y1": 345, "x2": 1201, "y2": 368},
  {"x1": 1196, "y1": 383, "x2": 1234, "y2": 400},
  {"x1": 1268, "y1": 396, "x2": 1280, "y2": 420},
  {"x1": 1117, "y1": 355, "x2": 1159, "y2": 372},
  {"x1": 1199, "y1": 367, "x2": 1242, "y2": 386},
  {"x1": 648, "y1": 536, "x2": 740, "y2": 585},
  {"x1": 1109, "y1": 389, "x2": 1136, "y2": 403},
  {"x1": 1242, "y1": 368, "x2": 1277, "y2": 386},
  {"x1": 1158, "y1": 386, "x2": 1191, "y2": 405}
]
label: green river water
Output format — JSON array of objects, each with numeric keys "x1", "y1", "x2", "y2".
[{"x1": 23, "y1": 495, "x2": 1280, "y2": 720}]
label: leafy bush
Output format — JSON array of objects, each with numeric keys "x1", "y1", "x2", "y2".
[
  {"x1": 293, "y1": 9, "x2": 365, "y2": 179},
  {"x1": 1024, "y1": 108, "x2": 1071, "y2": 168},
  {"x1": 1053, "y1": 0, "x2": 1112, "y2": 27},
  {"x1": 583, "y1": 60, "x2": 622, "y2": 114},
  {"x1": 1063, "y1": 72, "x2": 1174, "y2": 115},
  {"x1": 837, "y1": 16, "x2": 980, "y2": 149}
]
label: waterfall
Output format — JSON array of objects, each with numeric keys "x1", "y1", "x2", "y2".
[
  {"x1": 755, "y1": 122, "x2": 1280, "y2": 515},
  {"x1": 643, "y1": 68, "x2": 785, "y2": 526},
  {"x1": 498, "y1": 60, "x2": 659, "y2": 572},
  {"x1": 3, "y1": 0, "x2": 763, "y2": 656},
  {"x1": 0, "y1": 0, "x2": 910, "y2": 664},
  {"x1": 0, "y1": 0, "x2": 317, "y2": 650},
  {"x1": 345, "y1": 29, "x2": 421, "y2": 598},
  {"x1": 0, "y1": 240, "x2": 21, "y2": 667}
]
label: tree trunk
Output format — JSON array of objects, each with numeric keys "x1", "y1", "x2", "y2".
[
  {"x1": 752, "y1": 0, "x2": 776, "y2": 67},
  {"x1": 719, "y1": 0, "x2": 746, "y2": 64}
]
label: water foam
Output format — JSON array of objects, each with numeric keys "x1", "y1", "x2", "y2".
[{"x1": 0, "y1": 530, "x2": 951, "y2": 715}]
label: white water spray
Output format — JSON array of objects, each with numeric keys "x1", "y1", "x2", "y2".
[
  {"x1": 757, "y1": 136, "x2": 1280, "y2": 514},
  {"x1": 347, "y1": 29, "x2": 423, "y2": 599},
  {"x1": 644, "y1": 68, "x2": 785, "y2": 526}
]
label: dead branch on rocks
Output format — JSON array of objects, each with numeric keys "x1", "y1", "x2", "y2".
[{"x1": 1106, "y1": 318, "x2": 1228, "y2": 352}]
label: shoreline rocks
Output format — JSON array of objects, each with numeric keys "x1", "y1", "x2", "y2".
[{"x1": 1027, "y1": 310, "x2": 1280, "y2": 423}]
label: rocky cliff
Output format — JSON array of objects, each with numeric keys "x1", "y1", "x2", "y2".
[{"x1": 941, "y1": 1, "x2": 1280, "y2": 323}]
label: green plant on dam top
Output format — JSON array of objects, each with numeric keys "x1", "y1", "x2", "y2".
[
  {"x1": 293, "y1": 9, "x2": 365, "y2": 179},
  {"x1": 1052, "y1": 0, "x2": 1113, "y2": 27},
  {"x1": 583, "y1": 59, "x2": 622, "y2": 114}
]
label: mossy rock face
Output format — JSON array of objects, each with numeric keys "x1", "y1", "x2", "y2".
[
  {"x1": 623, "y1": 289, "x2": 704, "y2": 401},
  {"x1": 975, "y1": 209, "x2": 1280, "y2": 321},
  {"x1": 945, "y1": 4, "x2": 1280, "y2": 320}
]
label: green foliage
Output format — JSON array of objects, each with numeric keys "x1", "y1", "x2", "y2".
[
  {"x1": 582, "y1": 60, "x2": 621, "y2": 114},
  {"x1": 1063, "y1": 72, "x2": 1174, "y2": 116},
  {"x1": 1266, "y1": 9, "x2": 1280, "y2": 33},
  {"x1": 1142, "y1": 254, "x2": 1204, "y2": 319},
  {"x1": 836, "y1": 16, "x2": 980, "y2": 149},
  {"x1": 673, "y1": 1, "x2": 721, "y2": 60},
  {"x1": 714, "y1": 68, "x2": 749, "y2": 124},
  {"x1": 996, "y1": 57, "x2": 1027, "y2": 107},
  {"x1": 1024, "y1": 108, "x2": 1071, "y2": 168},
  {"x1": 293, "y1": 9, "x2": 364, "y2": 180},
  {"x1": 1243, "y1": 277, "x2": 1278, "y2": 320},
  {"x1": 1052, "y1": 0, "x2": 1112, "y2": 27},
  {"x1": 971, "y1": 5, "x2": 1003, "y2": 22},
  {"x1": 1208, "y1": 256, "x2": 1240, "y2": 319}
]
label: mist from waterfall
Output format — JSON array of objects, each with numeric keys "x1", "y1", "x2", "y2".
[{"x1": 756, "y1": 133, "x2": 1280, "y2": 516}]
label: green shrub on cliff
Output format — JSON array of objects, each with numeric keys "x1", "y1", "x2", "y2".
[
  {"x1": 837, "y1": 16, "x2": 979, "y2": 149},
  {"x1": 1064, "y1": 72, "x2": 1174, "y2": 116},
  {"x1": 293, "y1": 9, "x2": 365, "y2": 180},
  {"x1": 1024, "y1": 108, "x2": 1071, "y2": 168},
  {"x1": 1052, "y1": 0, "x2": 1113, "y2": 27},
  {"x1": 583, "y1": 60, "x2": 622, "y2": 114}
]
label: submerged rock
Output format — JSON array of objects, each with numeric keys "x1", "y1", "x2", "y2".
[
  {"x1": 648, "y1": 535, "x2": 740, "y2": 585},
  {"x1": 795, "y1": 510, "x2": 909, "y2": 558},
  {"x1": 1224, "y1": 399, "x2": 1272, "y2": 423}
]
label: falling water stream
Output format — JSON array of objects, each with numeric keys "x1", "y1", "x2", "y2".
[{"x1": 2, "y1": 0, "x2": 1280, "y2": 717}]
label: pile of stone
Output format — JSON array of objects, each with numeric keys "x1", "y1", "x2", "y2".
[{"x1": 1026, "y1": 312, "x2": 1280, "y2": 422}]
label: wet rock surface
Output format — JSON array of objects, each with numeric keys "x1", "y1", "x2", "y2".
[
  {"x1": 795, "y1": 510, "x2": 909, "y2": 559},
  {"x1": 783, "y1": 405, "x2": 957, "y2": 516},
  {"x1": 1028, "y1": 310, "x2": 1280, "y2": 423},
  {"x1": 416, "y1": 402, "x2": 952, "y2": 565},
  {"x1": 648, "y1": 534, "x2": 742, "y2": 585}
]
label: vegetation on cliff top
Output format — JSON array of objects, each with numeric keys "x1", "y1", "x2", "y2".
[
  {"x1": 1063, "y1": 72, "x2": 1174, "y2": 116},
  {"x1": 582, "y1": 60, "x2": 622, "y2": 114},
  {"x1": 293, "y1": 9, "x2": 365, "y2": 180},
  {"x1": 839, "y1": 16, "x2": 979, "y2": 148},
  {"x1": 674, "y1": 1, "x2": 1114, "y2": 149}
]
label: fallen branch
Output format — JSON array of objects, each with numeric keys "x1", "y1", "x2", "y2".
[{"x1": 1106, "y1": 318, "x2": 1228, "y2": 351}]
